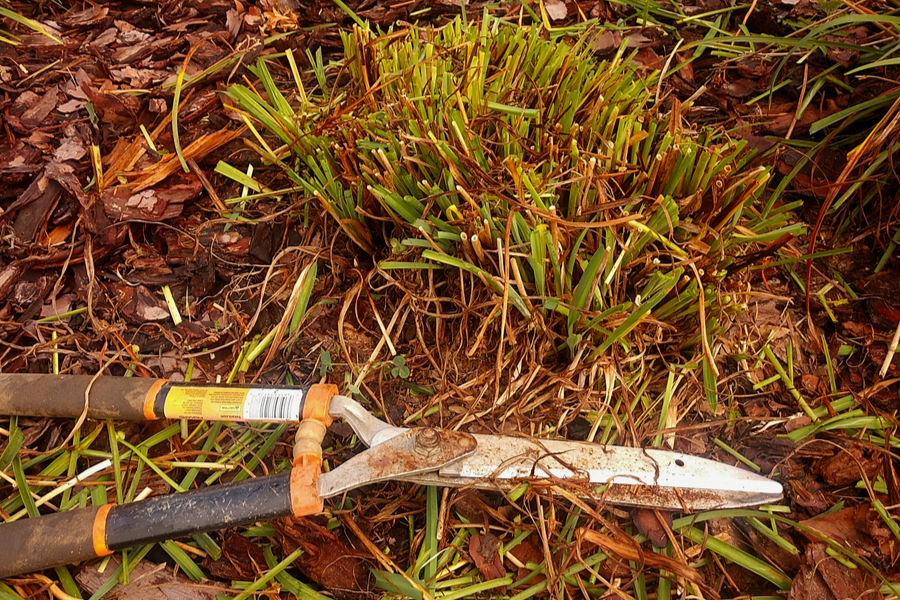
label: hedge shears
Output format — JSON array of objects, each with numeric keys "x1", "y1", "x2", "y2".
[{"x1": 0, "y1": 374, "x2": 783, "y2": 578}]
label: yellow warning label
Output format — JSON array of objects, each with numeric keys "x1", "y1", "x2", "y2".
[{"x1": 163, "y1": 386, "x2": 249, "y2": 420}]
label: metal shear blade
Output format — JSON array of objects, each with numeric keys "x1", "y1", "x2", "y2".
[
  {"x1": 324, "y1": 396, "x2": 783, "y2": 511},
  {"x1": 318, "y1": 428, "x2": 476, "y2": 498},
  {"x1": 432, "y1": 435, "x2": 782, "y2": 511}
]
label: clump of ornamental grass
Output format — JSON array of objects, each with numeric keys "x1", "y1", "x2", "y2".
[{"x1": 223, "y1": 14, "x2": 788, "y2": 385}]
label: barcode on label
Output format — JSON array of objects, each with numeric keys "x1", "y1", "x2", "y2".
[{"x1": 242, "y1": 388, "x2": 304, "y2": 422}]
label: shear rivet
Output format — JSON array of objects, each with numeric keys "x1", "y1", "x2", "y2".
[
  {"x1": 458, "y1": 436, "x2": 476, "y2": 450},
  {"x1": 415, "y1": 428, "x2": 441, "y2": 455}
]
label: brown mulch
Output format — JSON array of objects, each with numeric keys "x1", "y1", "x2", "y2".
[{"x1": 1, "y1": 0, "x2": 899, "y2": 599}]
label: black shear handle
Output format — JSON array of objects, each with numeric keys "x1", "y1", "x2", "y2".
[{"x1": 0, "y1": 472, "x2": 294, "y2": 579}]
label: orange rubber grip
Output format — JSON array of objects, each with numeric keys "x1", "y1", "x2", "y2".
[
  {"x1": 303, "y1": 384, "x2": 337, "y2": 426},
  {"x1": 289, "y1": 457, "x2": 323, "y2": 516},
  {"x1": 92, "y1": 504, "x2": 114, "y2": 557}
]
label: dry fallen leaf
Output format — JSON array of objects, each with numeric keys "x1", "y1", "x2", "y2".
[
  {"x1": 469, "y1": 533, "x2": 507, "y2": 581},
  {"x1": 204, "y1": 531, "x2": 267, "y2": 579},
  {"x1": 789, "y1": 543, "x2": 883, "y2": 600},
  {"x1": 508, "y1": 537, "x2": 545, "y2": 585},
  {"x1": 631, "y1": 508, "x2": 672, "y2": 548},
  {"x1": 818, "y1": 445, "x2": 880, "y2": 486},
  {"x1": 275, "y1": 516, "x2": 373, "y2": 600},
  {"x1": 798, "y1": 505, "x2": 890, "y2": 556}
]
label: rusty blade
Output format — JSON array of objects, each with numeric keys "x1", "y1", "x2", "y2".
[
  {"x1": 399, "y1": 435, "x2": 783, "y2": 511},
  {"x1": 317, "y1": 428, "x2": 476, "y2": 498},
  {"x1": 325, "y1": 396, "x2": 781, "y2": 511}
]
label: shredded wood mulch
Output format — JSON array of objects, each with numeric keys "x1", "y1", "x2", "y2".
[{"x1": 1, "y1": 0, "x2": 899, "y2": 599}]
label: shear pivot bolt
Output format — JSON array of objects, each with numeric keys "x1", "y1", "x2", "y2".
[{"x1": 415, "y1": 428, "x2": 440, "y2": 455}]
